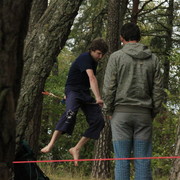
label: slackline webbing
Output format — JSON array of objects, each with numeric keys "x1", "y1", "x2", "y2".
[{"x1": 13, "y1": 156, "x2": 180, "y2": 164}]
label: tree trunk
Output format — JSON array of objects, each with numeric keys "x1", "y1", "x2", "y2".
[
  {"x1": 107, "y1": 0, "x2": 120, "y2": 53},
  {"x1": 91, "y1": 119, "x2": 112, "y2": 179},
  {"x1": 28, "y1": 0, "x2": 48, "y2": 34},
  {"x1": 24, "y1": 0, "x2": 48, "y2": 155},
  {"x1": 169, "y1": 115, "x2": 180, "y2": 180},
  {"x1": 119, "y1": 0, "x2": 128, "y2": 47},
  {"x1": 167, "y1": 2, "x2": 179, "y2": 173},
  {"x1": 163, "y1": 0, "x2": 174, "y2": 97},
  {"x1": 0, "y1": 1, "x2": 33, "y2": 179},
  {"x1": 91, "y1": 0, "x2": 127, "y2": 179},
  {"x1": 25, "y1": 0, "x2": 48, "y2": 43},
  {"x1": 131, "y1": 0, "x2": 139, "y2": 23},
  {"x1": 15, "y1": 0, "x2": 83, "y2": 155}
]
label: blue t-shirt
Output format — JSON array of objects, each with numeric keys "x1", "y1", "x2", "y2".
[{"x1": 65, "y1": 52, "x2": 98, "y2": 92}]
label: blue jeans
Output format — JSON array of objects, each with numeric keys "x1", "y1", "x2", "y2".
[{"x1": 111, "y1": 112, "x2": 152, "y2": 180}]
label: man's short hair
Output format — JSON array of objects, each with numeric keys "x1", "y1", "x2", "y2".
[
  {"x1": 89, "y1": 38, "x2": 108, "y2": 55},
  {"x1": 120, "y1": 22, "x2": 141, "y2": 42}
]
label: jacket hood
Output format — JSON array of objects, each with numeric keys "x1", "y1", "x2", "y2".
[{"x1": 122, "y1": 43, "x2": 152, "y2": 59}]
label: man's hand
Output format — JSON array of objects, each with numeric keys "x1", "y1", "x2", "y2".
[
  {"x1": 105, "y1": 115, "x2": 112, "y2": 120},
  {"x1": 96, "y1": 98, "x2": 103, "y2": 107}
]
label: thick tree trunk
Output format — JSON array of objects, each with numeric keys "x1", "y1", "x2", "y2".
[
  {"x1": 0, "y1": 1, "x2": 33, "y2": 179},
  {"x1": 169, "y1": 115, "x2": 180, "y2": 180},
  {"x1": 15, "y1": 0, "x2": 83, "y2": 155},
  {"x1": 25, "y1": 0, "x2": 48, "y2": 43},
  {"x1": 24, "y1": 0, "x2": 48, "y2": 155},
  {"x1": 91, "y1": 0, "x2": 128, "y2": 179},
  {"x1": 28, "y1": 0, "x2": 48, "y2": 34}
]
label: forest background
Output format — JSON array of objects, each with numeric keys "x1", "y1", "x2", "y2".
[{"x1": 0, "y1": 0, "x2": 180, "y2": 180}]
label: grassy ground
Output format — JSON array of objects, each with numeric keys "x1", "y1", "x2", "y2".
[
  {"x1": 40, "y1": 164, "x2": 169, "y2": 180},
  {"x1": 47, "y1": 174, "x2": 98, "y2": 180},
  {"x1": 46, "y1": 174, "x2": 168, "y2": 180}
]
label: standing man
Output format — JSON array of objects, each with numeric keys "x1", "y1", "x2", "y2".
[
  {"x1": 103, "y1": 23, "x2": 163, "y2": 180},
  {"x1": 41, "y1": 38, "x2": 108, "y2": 166}
]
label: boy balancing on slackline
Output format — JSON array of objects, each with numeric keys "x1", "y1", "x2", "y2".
[{"x1": 41, "y1": 38, "x2": 108, "y2": 166}]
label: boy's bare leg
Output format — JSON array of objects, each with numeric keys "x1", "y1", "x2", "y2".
[
  {"x1": 41, "y1": 130, "x2": 62, "y2": 153},
  {"x1": 69, "y1": 136, "x2": 90, "y2": 166}
]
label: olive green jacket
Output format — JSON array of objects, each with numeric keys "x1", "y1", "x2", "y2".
[{"x1": 103, "y1": 43, "x2": 163, "y2": 117}]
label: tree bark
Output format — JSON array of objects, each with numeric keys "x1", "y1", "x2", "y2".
[
  {"x1": 24, "y1": 0, "x2": 48, "y2": 155},
  {"x1": 91, "y1": 119, "x2": 112, "y2": 179},
  {"x1": 107, "y1": 0, "x2": 121, "y2": 53},
  {"x1": 167, "y1": 2, "x2": 179, "y2": 172},
  {"x1": 0, "y1": 1, "x2": 33, "y2": 179},
  {"x1": 91, "y1": 0, "x2": 127, "y2": 179},
  {"x1": 163, "y1": 0, "x2": 174, "y2": 95},
  {"x1": 169, "y1": 115, "x2": 180, "y2": 180},
  {"x1": 119, "y1": 0, "x2": 128, "y2": 48},
  {"x1": 15, "y1": 0, "x2": 83, "y2": 155},
  {"x1": 28, "y1": 0, "x2": 48, "y2": 34},
  {"x1": 131, "y1": 0, "x2": 139, "y2": 23},
  {"x1": 25, "y1": 0, "x2": 48, "y2": 43}
]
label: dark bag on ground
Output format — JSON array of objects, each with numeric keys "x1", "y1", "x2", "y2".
[{"x1": 14, "y1": 141, "x2": 50, "y2": 180}]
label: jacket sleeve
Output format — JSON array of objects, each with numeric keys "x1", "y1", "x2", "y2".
[
  {"x1": 152, "y1": 56, "x2": 163, "y2": 117},
  {"x1": 103, "y1": 53, "x2": 118, "y2": 116}
]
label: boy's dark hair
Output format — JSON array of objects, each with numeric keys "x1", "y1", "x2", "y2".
[
  {"x1": 120, "y1": 22, "x2": 141, "y2": 42},
  {"x1": 89, "y1": 38, "x2": 108, "y2": 54}
]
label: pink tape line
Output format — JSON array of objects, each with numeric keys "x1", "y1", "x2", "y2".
[{"x1": 13, "y1": 156, "x2": 180, "y2": 164}]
